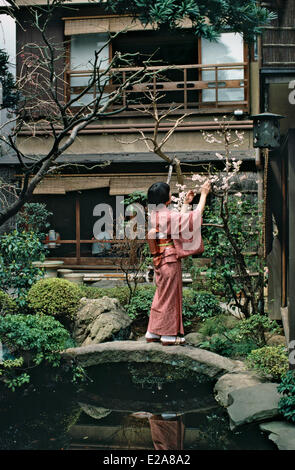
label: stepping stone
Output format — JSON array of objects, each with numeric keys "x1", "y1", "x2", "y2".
[
  {"x1": 260, "y1": 421, "x2": 295, "y2": 450},
  {"x1": 227, "y1": 383, "x2": 281, "y2": 429},
  {"x1": 214, "y1": 371, "x2": 267, "y2": 407}
]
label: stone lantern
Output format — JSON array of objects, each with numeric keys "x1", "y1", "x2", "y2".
[{"x1": 251, "y1": 112, "x2": 284, "y2": 149}]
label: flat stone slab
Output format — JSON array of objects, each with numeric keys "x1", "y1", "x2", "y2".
[
  {"x1": 61, "y1": 340, "x2": 243, "y2": 379},
  {"x1": 259, "y1": 421, "x2": 295, "y2": 450},
  {"x1": 227, "y1": 383, "x2": 281, "y2": 429},
  {"x1": 214, "y1": 371, "x2": 268, "y2": 407}
]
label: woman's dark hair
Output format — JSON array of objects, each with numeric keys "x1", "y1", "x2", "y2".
[{"x1": 147, "y1": 182, "x2": 170, "y2": 205}]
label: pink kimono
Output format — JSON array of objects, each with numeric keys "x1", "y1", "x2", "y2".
[{"x1": 147, "y1": 206, "x2": 203, "y2": 336}]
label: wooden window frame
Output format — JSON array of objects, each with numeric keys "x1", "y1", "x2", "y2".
[{"x1": 64, "y1": 26, "x2": 250, "y2": 116}]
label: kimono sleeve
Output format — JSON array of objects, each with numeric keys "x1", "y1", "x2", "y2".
[{"x1": 170, "y1": 208, "x2": 203, "y2": 259}]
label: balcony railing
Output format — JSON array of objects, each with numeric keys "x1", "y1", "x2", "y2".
[{"x1": 66, "y1": 62, "x2": 249, "y2": 115}]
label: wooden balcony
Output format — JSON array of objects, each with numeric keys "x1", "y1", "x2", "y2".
[{"x1": 66, "y1": 62, "x2": 249, "y2": 116}]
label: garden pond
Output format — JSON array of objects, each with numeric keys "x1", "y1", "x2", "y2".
[{"x1": 0, "y1": 363, "x2": 276, "y2": 451}]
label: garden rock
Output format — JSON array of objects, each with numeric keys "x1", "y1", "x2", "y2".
[
  {"x1": 214, "y1": 371, "x2": 267, "y2": 407},
  {"x1": 259, "y1": 421, "x2": 295, "y2": 450},
  {"x1": 73, "y1": 297, "x2": 132, "y2": 346},
  {"x1": 185, "y1": 332, "x2": 208, "y2": 347},
  {"x1": 227, "y1": 383, "x2": 281, "y2": 429},
  {"x1": 265, "y1": 334, "x2": 286, "y2": 347}
]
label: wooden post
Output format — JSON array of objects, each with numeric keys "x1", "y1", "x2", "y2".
[
  {"x1": 76, "y1": 196, "x2": 81, "y2": 264},
  {"x1": 288, "y1": 130, "x2": 295, "y2": 363},
  {"x1": 64, "y1": 41, "x2": 71, "y2": 103},
  {"x1": 183, "y1": 68, "x2": 187, "y2": 112},
  {"x1": 215, "y1": 66, "x2": 218, "y2": 108},
  {"x1": 122, "y1": 70, "x2": 126, "y2": 108},
  {"x1": 282, "y1": 148, "x2": 287, "y2": 308}
]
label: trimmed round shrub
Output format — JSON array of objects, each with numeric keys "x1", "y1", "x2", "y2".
[
  {"x1": 0, "y1": 290, "x2": 17, "y2": 315},
  {"x1": 27, "y1": 278, "x2": 81, "y2": 321},
  {"x1": 246, "y1": 345, "x2": 289, "y2": 381}
]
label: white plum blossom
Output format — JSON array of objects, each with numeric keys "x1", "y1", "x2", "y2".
[
  {"x1": 173, "y1": 121, "x2": 246, "y2": 210},
  {"x1": 192, "y1": 174, "x2": 205, "y2": 182},
  {"x1": 175, "y1": 183, "x2": 187, "y2": 191}
]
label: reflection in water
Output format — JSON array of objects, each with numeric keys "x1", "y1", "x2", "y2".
[
  {"x1": 130, "y1": 412, "x2": 184, "y2": 450},
  {"x1": 0, "y1": 362, "x2": 277, "y2": 451},
  {"x1": 150, "y1": 414, "x2": 184, "y2": 450}
]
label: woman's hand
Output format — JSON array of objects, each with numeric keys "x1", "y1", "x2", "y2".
[
  {"x1": 184, "y1": 190, "x2": 195, "y2": 204},
  {"x1": 201, "y1": 180, "x2": 211, "y2": 196}
]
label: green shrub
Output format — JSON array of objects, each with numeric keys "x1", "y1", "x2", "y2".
[
  {"x1": 79, "y1": 285, "x2": 130, "y2": 307},
  {"x1": 27, "y1": 278, "x2": 81, "y2": 322},
  {"x1": 126, "y1": 285, "x2": 156, "y2": 320},
  {"x1": 278, "y1": 371, "x2": 295, "y2": 423},
  {"x1": 199, "y1": 329, "x2": 258, "y2": 358},
  {"x1": 0, "y1": 230, "x2": 46, "y2": 307},
  {"x1": 0, "y1": 314, "x2": 84, "y2": 390},
  {"x1": 199, "y1": 314, "x2": 281, "y2": 359},
  {"x1": 237, "y1": 314, "x2": 281, "y2": 348},
  {"x1": 183, "y1": 291, "x2": 222, "y2": 322},
  {"x1": 0, "y1": 290, "x2": 17, "y2": 315},
  {"x1": 0, "y1": 313, "x2": 74, "y2": 354},
  {"x1": 198, "y1": 314, "x2": 238, "y2": 337},
  {"x1": 124, "y1": 286, "x2": 222, "y2": 326},
  {"x1": 247, "y1": 346, "x2": 289, "y2": 381},
  {"x1": 16, "y1": 203, "x2": 52, "y2": 237}
]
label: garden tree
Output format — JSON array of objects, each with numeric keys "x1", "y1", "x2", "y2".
[
  {"x1": 112, "y1": 237, "x2": 150, "y2": 303},
  {"x1": 102, "y1": 0, "x2": 276, "y2": 43},
  {"x1": 187, "y1": 118, "x2": 265, "y2": 319},
  {"x1": 117, "y1": 91, "x2": 188, "y2": 185},
  {"x1": 111, "y1": 194, "x2": 151, "y2": 303},
  {"x1": 0, "y1": 1, "x2": 159, "y2": 228},
  {"x1": 117, "y1": 95, "x2": 264, "y2": 318}
]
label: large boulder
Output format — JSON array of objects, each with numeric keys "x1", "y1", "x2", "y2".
[{"x1": 73, "y1": 297, "x2": 133, "y2": 346}]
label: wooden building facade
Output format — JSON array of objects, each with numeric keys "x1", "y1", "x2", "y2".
[
  {"x1": 259, "y1": 0, "x2": 295, "y2": 342},
  {"x1": 0, "y1": 0, "x2": 261, "y2": 268}
]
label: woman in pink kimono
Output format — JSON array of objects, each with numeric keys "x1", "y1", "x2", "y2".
[{"x1": 145, "y1": 181, "x2": 211, "y2": 346}]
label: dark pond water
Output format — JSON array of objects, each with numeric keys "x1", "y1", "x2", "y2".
[{"x1": 0, "y1": 363, "x2": 276, "y2": 451}]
